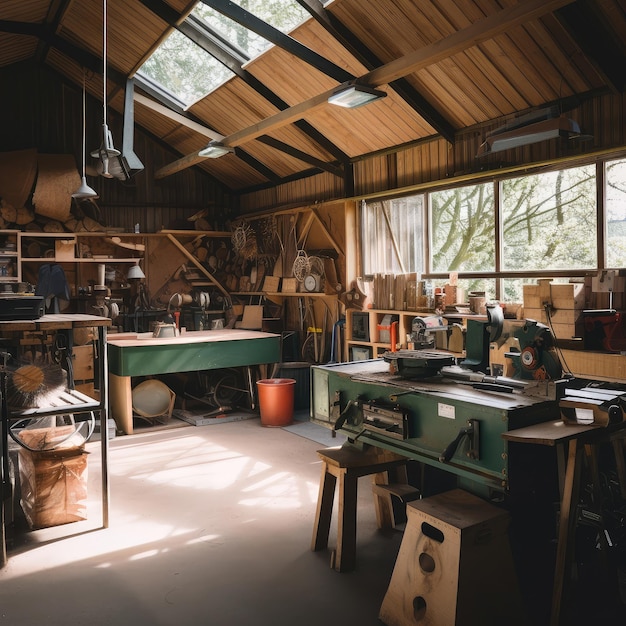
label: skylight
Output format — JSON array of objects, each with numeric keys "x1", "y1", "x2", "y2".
[
  {"x1": 192, "y1": 0, "x2": 309, "y2": 61},
  {"x1": 138, "y1": 29, "x2": 234, "y2": 108},
  {"x1": 137, "y1": 0, "x2": 309, "y2": 108}
]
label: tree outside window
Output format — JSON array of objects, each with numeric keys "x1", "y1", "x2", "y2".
[
  {"x1": 502, "y1": 165, "x2": 597, "y2": 272},
  {"x1": 606, "y1": 159, "x2": 626, "y2": 268}
]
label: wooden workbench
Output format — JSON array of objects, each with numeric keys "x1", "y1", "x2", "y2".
[
  {"x1": 503, "y1": 419, "x2": 626, "y2": 626},
  {"x1": 107, "y1": 329, "x2": 281, "y2": 434}
]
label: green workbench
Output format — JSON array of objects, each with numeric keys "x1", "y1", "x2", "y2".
[{"x1": 108, "y1": 329, "x2": 281, "y2": 434}]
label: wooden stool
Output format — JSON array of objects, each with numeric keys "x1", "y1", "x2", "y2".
[
  {"x1": 379, "y1": 489, "x2": 524, "y2": 626},
  {"x1": 371, "y1": 480, "x2": 421, "y2": 528},
  {"x1": 311, "y1": 445, "x2": 409, "y2": 572}
]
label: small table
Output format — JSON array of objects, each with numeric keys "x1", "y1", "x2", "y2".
[
  {"x1": 107, "y1": 329, "x2": 281, "y2": 434},
  {"x1": 503, "y1": 419, "x2": 626, "y2": 626},
  {"x1": 0, "y1": 314, "x2": 111, "y2": 568}
]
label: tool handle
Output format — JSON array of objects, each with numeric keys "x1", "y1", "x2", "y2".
[{"x1": 439, "y1": 425, "x2": 472, "y2": 463}]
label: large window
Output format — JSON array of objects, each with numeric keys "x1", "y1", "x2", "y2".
[
  {"x1": 361, "y1": 197, "x2": 424, "y2": 277},
  {"x1": 138, "y1": 0, "x2": 310, "y2": 108},
  {"x1": 361, "y1": 157, "x2": 625, "y2": 302},
  {"x1": 606, "y1": 158, "x2": 626, "y2": 268},
  {"x1": 501, "y1": 165, "x2": 597, "y2": 271},
  {"x1": 430, "y1": 183, "x2": 495, "y2": 272}
]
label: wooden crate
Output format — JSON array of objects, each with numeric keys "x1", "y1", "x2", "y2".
[
  {"x1": 524, "y1": 307, "x2": 583, "y2": 339},
  {"x1": 54, "y1": 238, "x2": 76, "y2": 261},
  {"x1": 523, "y1": 281, "x2": 585, "y2": 310},
  {"x1": 72, "y1": 344, "x2": 94, "y2": 381}
]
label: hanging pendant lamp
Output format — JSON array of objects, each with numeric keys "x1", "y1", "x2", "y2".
[
  {"x1": 73, "y1": 70, "x2": 99, "y2": 199},
  {"x1": 90, "y1": 0, "x2": 119, "y2": 178}
]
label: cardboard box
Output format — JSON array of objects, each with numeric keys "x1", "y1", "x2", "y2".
[
  {"x1": 18, "y1": 447, "x2": 88, "y2": 529},
  {"x1": 55, "y1": 238, "x2": 76, "y2": 261},
  {"x1": 523, "y1": 281, "x2": 586, "y2": 310},
  {"x1": 524, "y1": 307, "x2": 583, "y2": 340}
]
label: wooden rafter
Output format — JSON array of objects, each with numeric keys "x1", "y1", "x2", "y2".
[{"x1": 155, "y1": 0, "x2": 575, "y2": 180}]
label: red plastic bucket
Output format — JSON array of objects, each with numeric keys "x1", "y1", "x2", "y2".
[{"x1": 256, "y1": 378, "x2": 296, "y2": 427}]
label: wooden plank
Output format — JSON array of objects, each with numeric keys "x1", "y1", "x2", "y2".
[
  {"x1": 166, "y1": 234, "x2": 230, "y2": 298},
  {"x1": 559, "y1": 349, "x2": 626, "y2": 383},
  {"x1": 502, "y1": 420, "x2": 595, "y2": 445}
]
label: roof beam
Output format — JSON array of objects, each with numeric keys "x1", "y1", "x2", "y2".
[
  {"x1": 182, "y1": 14, "x2": 349, "y2": 162},
  {"x1": 555, "y1": 1, "x2": 626, "y2": 92},
  {"x1": 156, "y1": 0, "x2": 574, "y2": 179},
  {"x1": 295, "y1": 0, "x2": 456, "y2": 143},
  {"x1": 137, "y1": 0, "x2": 347, "y2": 179},
  {"x1": 134, "y1": 92, "x2": 223, "y2": 140},
  {"x1": 199, "y1": 0, "x2": 354, "y2": 83}
]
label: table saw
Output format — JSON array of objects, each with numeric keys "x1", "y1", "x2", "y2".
[{"x1": 311, "y1": 358, "x2": 563, "y2": 496}]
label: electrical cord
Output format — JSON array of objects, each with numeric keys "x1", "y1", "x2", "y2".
[{"x1": 543, "y1": 302, "x2": 574, "y2": 378}]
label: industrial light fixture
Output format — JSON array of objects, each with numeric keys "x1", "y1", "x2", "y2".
[
  {"x1": 104, "y1": 78, "x2": 145, "y2": 181},
  {"x1": 476, "y1": 115, "x2": 592, "y2": 157},
  {"x1": 73, "y1": 70, "x2": 99, "y2": 199},
  {"x1": 328, "y1": 83, "x2": 386, "y2": 109},
  {"x1": 90, "y1": 0, "x2": 120, "y2": 178},
  {"x1": 127, "y1": 261, "x2": 145, "y2": 280},
  {"x1": 198, "y1": 141, "x2": 234, "y2": 158}
]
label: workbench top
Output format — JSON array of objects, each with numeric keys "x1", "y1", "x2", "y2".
[{"x1": 107, "y1": 328, "x2": 279, "y2": 347}]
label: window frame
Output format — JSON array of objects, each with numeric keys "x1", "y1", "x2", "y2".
[{"x1": 359, "y1": 152, "x2": 626, "y2": 301}]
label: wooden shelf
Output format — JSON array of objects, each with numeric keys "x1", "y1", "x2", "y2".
[
  {"x1": 158, "y1": 229, "x2": 232, "y2": 237},
  {"x1": 344, "y1": 308, "x2": 445, "y2": 361},
  {"x1": 23, "y1": 257, "x2": 140, "y2": 263},
  {"x1": 265, "y1": 292, "x2": 337, "y2": 298}
]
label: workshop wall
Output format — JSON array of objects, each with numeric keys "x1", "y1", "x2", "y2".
[{"x1": 0, "y1": 61, "x2": 234, "y2": 232}]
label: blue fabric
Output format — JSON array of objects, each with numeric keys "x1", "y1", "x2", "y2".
[{"x1": 35, "y1": 264, "x2": 70, "y2": 313}]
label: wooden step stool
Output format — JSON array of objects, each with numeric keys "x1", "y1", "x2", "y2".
[
  {"x1": 371, "y1": 481, "x2": 421, "y2": 529},
  {"x1": 311, "y1": 445, "x2": 411, "y2": 572},
  {"x1": 379, "y1": 489, "x2": 524, "y2": 626}
]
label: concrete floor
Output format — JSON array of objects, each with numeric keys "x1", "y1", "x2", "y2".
[
  {"x1": 2, "y1": 414, "x2": 625, "y2": 626},
  {"x1": 1, "y1": 416, "x2": 403, "y2": 626}
]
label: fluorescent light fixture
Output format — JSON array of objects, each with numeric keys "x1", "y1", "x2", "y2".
[
  {"x1": 198, "y1": 141, "x2": 234, "y2": 158},
  {"x1": 328, "y1": 83, "x2": 386, "y2": 109},
  {"x1": 477, "y1": 116, "x2": 591, "y2": 157}
]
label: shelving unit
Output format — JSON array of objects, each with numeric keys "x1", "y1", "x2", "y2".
[
  {"x1": 0, "y1": 230, "x2": 20, "y2": 286},
  {"x1": 0, "y1": 314, "x2": 111, "y2": 568},
  {"x1": 17, "y1": 232, "x2": 144, "y2": 299},
  {"x1": 345, "y1": 308, "x2": 432, "y2": 360}
]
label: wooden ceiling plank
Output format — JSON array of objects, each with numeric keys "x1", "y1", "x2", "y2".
[
  {"x1": 363, "y1": 0, "x2": 575, "y2": 86},
  {"x1": 156, "y1": 0, "x2": 575, "y2": 178}
]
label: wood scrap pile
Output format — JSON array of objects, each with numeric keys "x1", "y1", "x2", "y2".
[{"x1": 0, "y1": 149, "x2": 106, "y2": 234}]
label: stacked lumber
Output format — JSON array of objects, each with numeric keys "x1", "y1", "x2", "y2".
[
  {"x1": 372, "y1": 273, "x2": 419, "y2": 310},
  {"x1": 0, "y1": 149, "x2": 106, "y2": 234}
]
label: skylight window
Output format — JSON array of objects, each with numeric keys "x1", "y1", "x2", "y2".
[
  {"x1": 191, "y1": 0, "x2": 310, "y2": 61},
  {"x1": 138, "y1": 29, "x2": 235, "y2": 108},
  {"x1": 138, "y1": 0, "x2": 309, "y2": 108}
]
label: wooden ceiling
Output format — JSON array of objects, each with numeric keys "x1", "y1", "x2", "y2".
[{"x1": 1, "y1": 0, "x2": 625, "y2": 195}]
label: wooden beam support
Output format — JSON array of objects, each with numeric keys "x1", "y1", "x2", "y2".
[
  {"x1": 166, "y1": 234, "x2": 230, "y2": 299},
  {"x1": 135, "y1": 93, "x2": 223, "y2": 139},
  {"x1": 156, "y1": 0, "x2": 575, "y2": 179},
  {"x1": 310, "y1": 206, "x2": 344, "y2": 257}
]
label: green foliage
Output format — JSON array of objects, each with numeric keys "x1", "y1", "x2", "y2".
[{"x1": 139, "y1": 0, "x2": 309, "y2": 105}]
